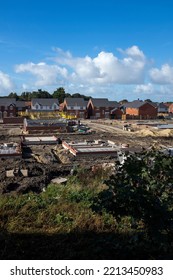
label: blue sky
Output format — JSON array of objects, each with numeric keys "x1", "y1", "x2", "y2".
[{"x1": 0, "y1": 0, "x2": 173, "y2": 101}]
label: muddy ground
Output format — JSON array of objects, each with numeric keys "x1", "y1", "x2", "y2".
[{"x1": 1, "y1": 119, "x2": 173, "y2": 194}]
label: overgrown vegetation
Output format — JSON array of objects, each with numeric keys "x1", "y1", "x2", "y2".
[{"x1": 0, "y1": 150, "x2": 173, "y2": 259}]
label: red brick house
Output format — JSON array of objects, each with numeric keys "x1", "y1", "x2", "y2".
[
  {"x1": 168, "y1": 103, "x2": 173, "y2": 114},
  {"x1": 87, "y1": 98, "x2": 120, "y2": 119},
  {"x1": 16, "y1": 100, "x2": 31, "y2": 114},
  {"x1": 110, "y1": 107, "x2": 123, "y2": 119},
  {"x1": 123, "y1": 100, "x2": 158, "y2": 119},
  {"x1": 0, "y1": 98, "x2": 16, "y2": 119},
  {"x1": 60, "y1": 98, "x2": 88, "y2": 118}
]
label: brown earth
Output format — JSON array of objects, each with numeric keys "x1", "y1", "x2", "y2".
[{"x1": 1, "y1": 119, "x2": 173, "y2": 193}]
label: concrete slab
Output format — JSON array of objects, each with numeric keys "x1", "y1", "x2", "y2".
[{"x1": 22, "y1": 135, "x2": 60, "y2": 145}]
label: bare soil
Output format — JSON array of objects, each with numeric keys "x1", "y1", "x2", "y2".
[{"x1": 1, "y1": 119, "x2": 173, "y2": 193}]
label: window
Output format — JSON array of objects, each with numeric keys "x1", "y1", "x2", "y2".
[
  {"x1": 95, "y1": 112, "x2": 100, "y2": 118},
  {"x1": 105, "y1": 112, "x2": 110, "y2": 118},
  {"x1": 35, "y1": 105, "x2": 39, "y2": 110},
  {"x1": 70, "y1": 106, "x2": 74, "y2": 109}
]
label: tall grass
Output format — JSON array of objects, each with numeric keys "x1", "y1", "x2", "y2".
[{"x1": 0, "y1": 167, "x2": 115, "y2": 234}]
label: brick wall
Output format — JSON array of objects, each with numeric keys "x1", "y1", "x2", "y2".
[
  {"x1": 139, "y1": 103, "x2": 157, "y2": 119},
  {"x1": 126, "y1": 104, "x2": 157, "y2": 119},
  {"x1": 3, "y1": 117, "x2": 24, "y2": 124}
]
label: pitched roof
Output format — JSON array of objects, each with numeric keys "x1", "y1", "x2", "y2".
[
  {"x1": 0, "y1": 98, "x2": 16, "y2": 106},
  {"x1": 16, "y1": 101, "x2": 27, "y2": 107},
  {"x1": 65, "y1": 98, "x2": 87, "y2": 107},
  {"x1": 32, "y1": 98, "x2": 59, "y2": 106},
  {"x1": 158, "y1": 102, "x2": 168, "y2": 109},
  {"x1": 124, "y1": 100, "x2": 158, "y2": 109},
  {"x1": 123, "y1": 100, "x2": 146, "y2": 108},
  {"x1": 90, "y1": 98, "x2": 119, "y2": 107},
  {"x1": 108, "y1": 101, "x2": 120, "y2": 107},
  {"x1": 111, "y1": 107, "x2": 122, "y2": 113}
]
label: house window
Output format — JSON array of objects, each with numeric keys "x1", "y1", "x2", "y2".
[
  {"x1": 50, "y1": 106, "x2": 52, "y2": 109},
  {"x1": 36, "y1": 105, "x2": 39, "y2": 109},
  {"x1": 54, "y1": 105, "x2": 57, "y2": 110},
  {"x1": 80, "y1": 107, "x2": 84, "y2": 109},
  {"x1": 105, "y1": 112, "x2": 109, "y2": 118},
  {"x1": 71, "y1": 106, "x2": 74, "y2": 109},
  {"x1": 10, "y1": 105, "x2": 13, "y2": 110}
]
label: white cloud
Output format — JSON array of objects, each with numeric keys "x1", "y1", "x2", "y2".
[
  {"x1": 149, "y1": 64, "x2": 173, "y2": 84},
  {"x1": 13, "y1": 46, "x2": 173, "y2": 101},
  {"x1": 0, "y1": 70, "x2": 14, "y2": 94},
  {"x1": 15, "y1": 62, "x2": 68, "y2": 87},
  {"x1": 134, "y1": 83, "x2": 154, "y2": 94},
  {"x1": 14, "y1": 46, "x2": 147, "y2": 91},
  {"x1": 119, "y1": 45, "x2": 145, "y2": 59},
  {"x1": 53, "y1": 46, "x2": 147, "y2": 85}
]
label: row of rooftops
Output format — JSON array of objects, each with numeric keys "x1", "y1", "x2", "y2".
[
  {"x1": 0, "y1": 98, "x2": 58, "y2": 107},
  {"x1": 0, "y1": 97, "x2": 171, "y2": 111}
]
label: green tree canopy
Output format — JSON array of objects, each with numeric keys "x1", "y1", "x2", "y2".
[
  {"x1": 119, "y1": 99, "x2": 128, "y2": 104},
  {"x1": 52, "y1": 87, "x2": 68, "y2": 103},
  {"x1": 95, "y1": 150, "x2": 173, "y2": 237},
  {"x1": 8, "y1": 92, "x2": 19, "y2": 99}
]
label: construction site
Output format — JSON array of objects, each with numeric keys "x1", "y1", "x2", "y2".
[{"x1": 1, "y1": 117, "x2": 173, "y2": 194}]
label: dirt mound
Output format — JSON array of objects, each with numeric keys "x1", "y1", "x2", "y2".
[
  {"x1": 157, "y1": 129, "x2": 173, "y2": 137},
  {"x1": 135, "y1": 128, "x2": 173, "y2": 137},
  {"x1": 8, "y1": 128, "x2": 22, "y2": 135},
  {"x1": 53, "y1": 146, "x2": 73, "y2": 164},
  {"x1": 135, "y1": 128, "x2": 157, "y2": 137}
]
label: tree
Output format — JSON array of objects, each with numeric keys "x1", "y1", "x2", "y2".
[
  {"x1": 20, "y1": 92, "x2": 32, "y2": 101},
  {"x1": 52, "y1": 87, "x2": 67, "y2": 103},
  {"x1": 8, "y1": 92, "x2": 19, "y2": 99},
  {"x1": 95, "y1": 150, "x2": 173, "y2": 237},
  {"x1": 145, "y1": 99, "x2": 152, "y2": 103},
  {"x1": 119, "y1": 99, "x2": 128, "y2": 104},
  {"x1": 32, "y1": 89, "x2": 52, "y2": 99},
  {"x1": 72, "y1": 93, "x2": 91, "y2": 100}
]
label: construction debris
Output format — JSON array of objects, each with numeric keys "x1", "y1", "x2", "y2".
[
  {"x1": 21, "y1": 135, "x2": 62, "y2": 145},
  {"x1": 62, "y1": 140, "x2": 120, "y2": 157},
  {"x1": 6, "y1": 168, "x2": 28, "y2": 177},
  {"x1": 51, "y1": 177, "x2": 68, "y2": 184},
  {"x1": 0, "y1": 142, "x2": 22, "y2": 158}
]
